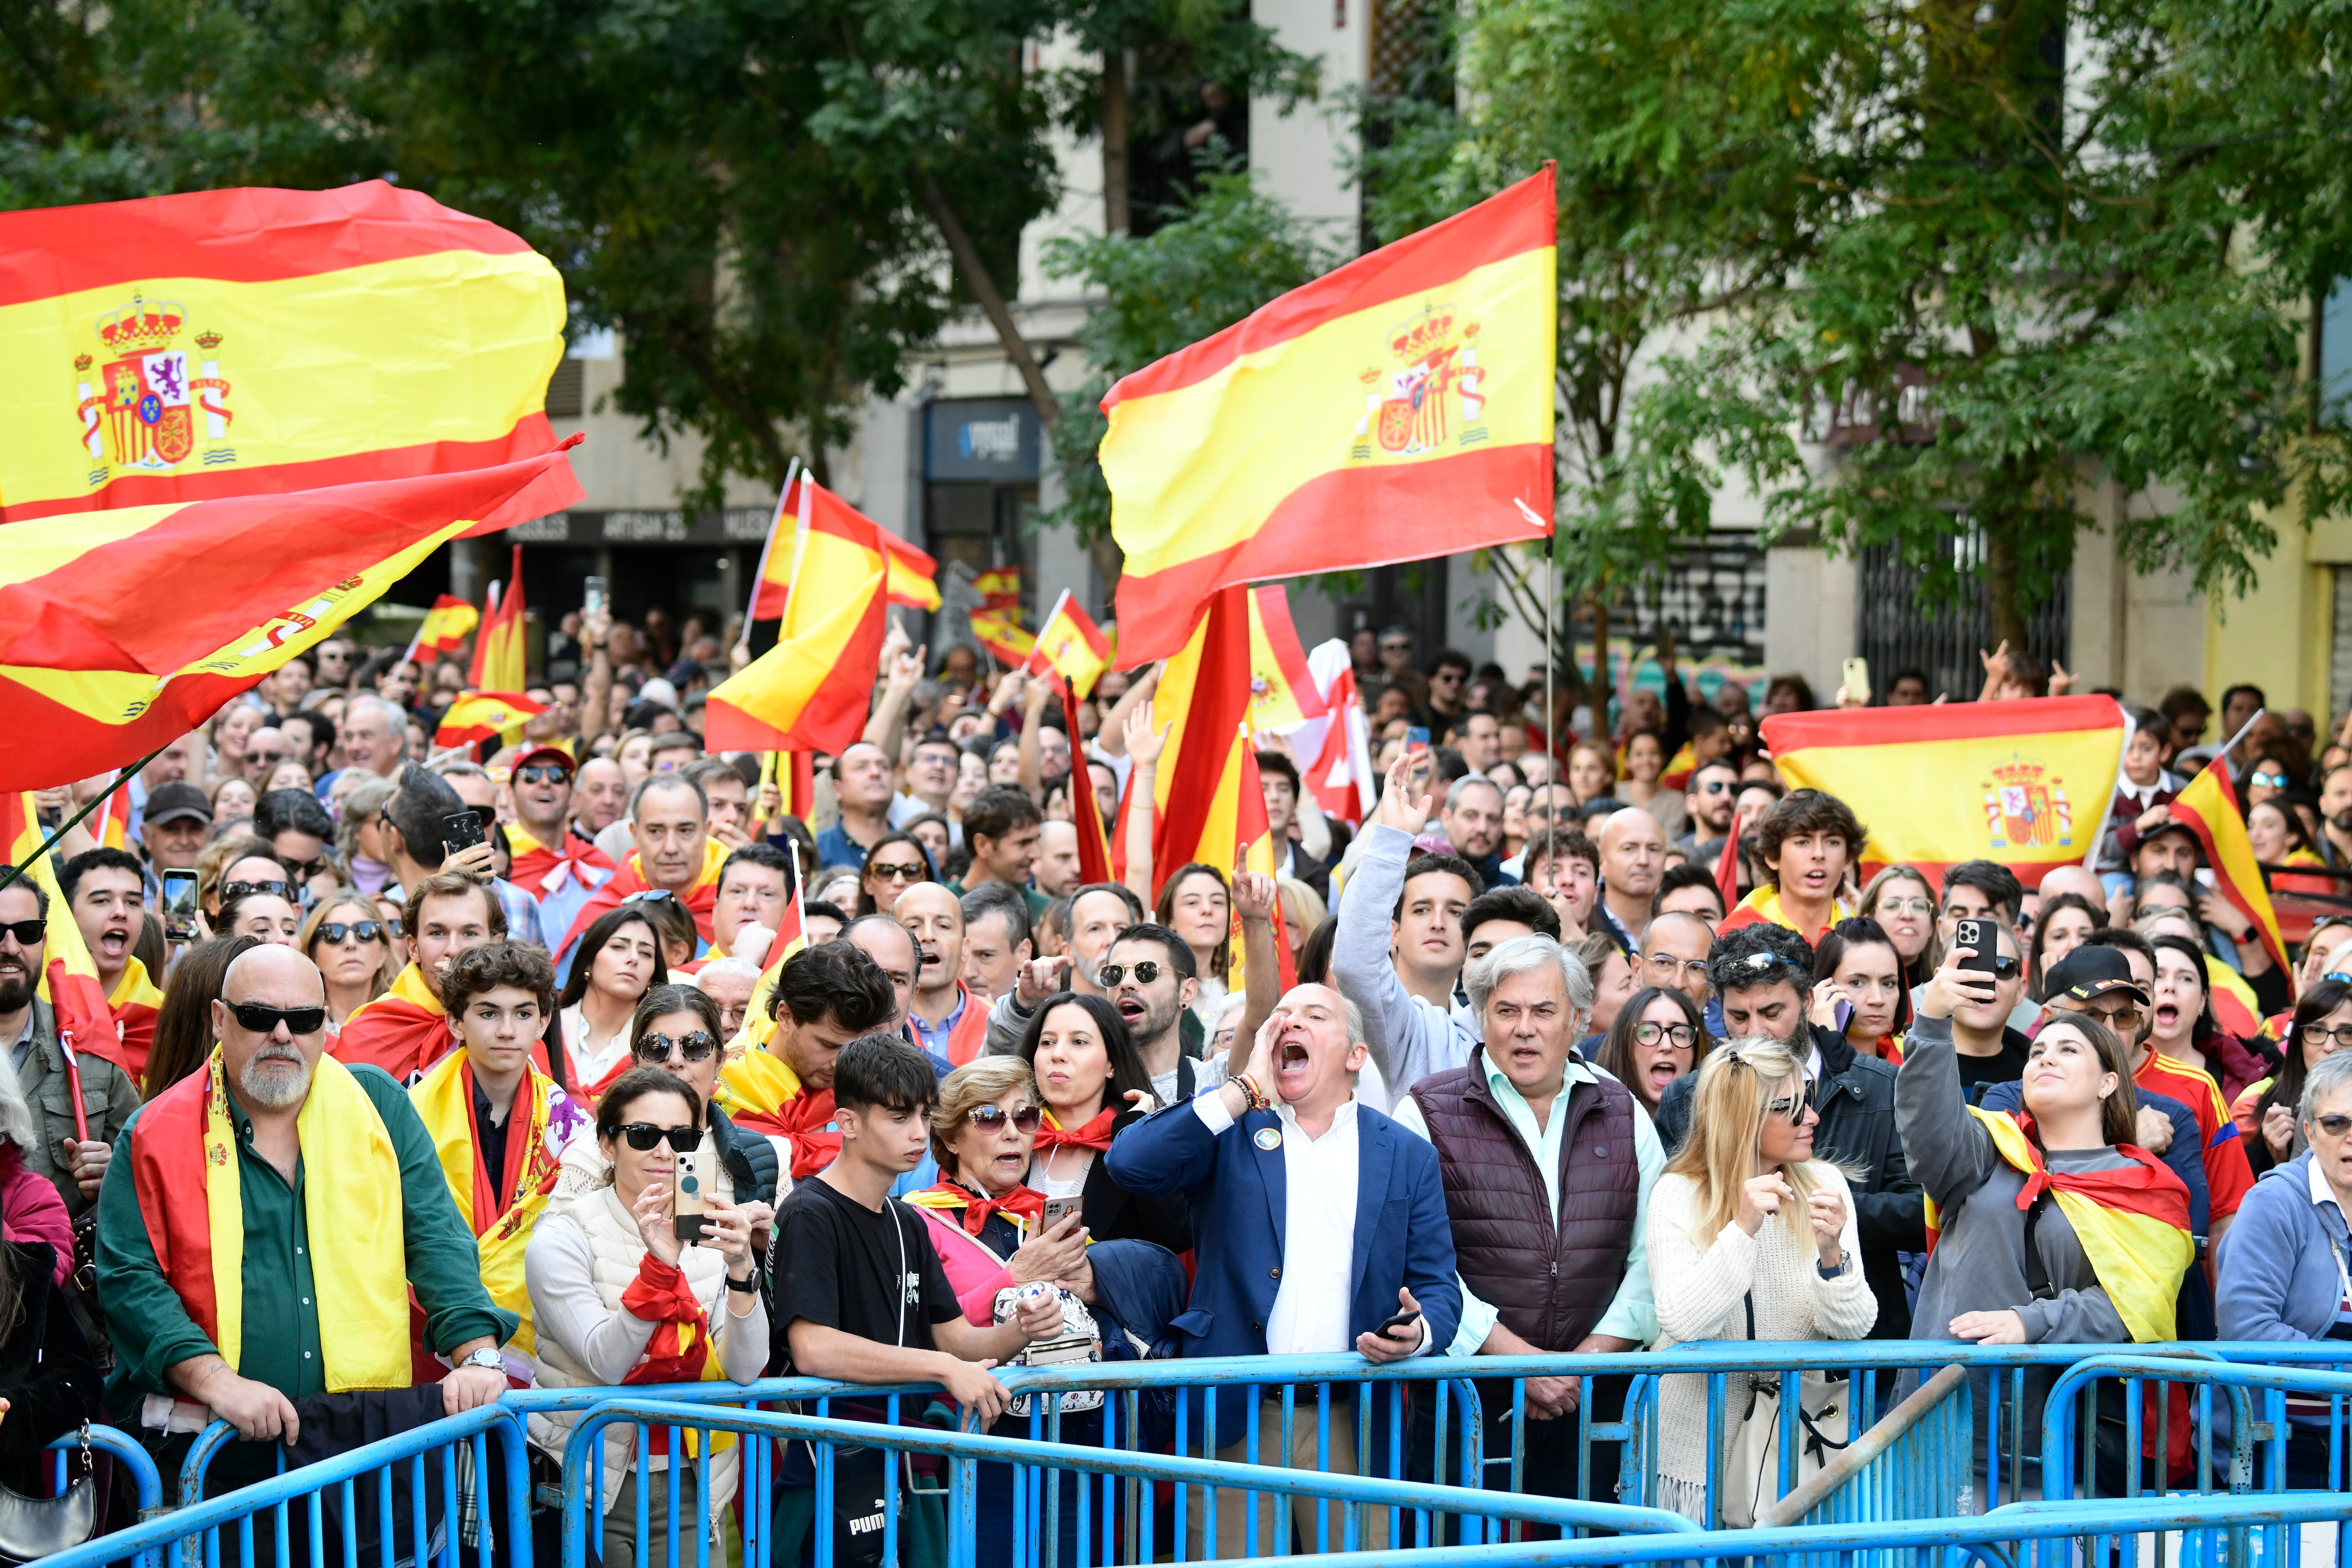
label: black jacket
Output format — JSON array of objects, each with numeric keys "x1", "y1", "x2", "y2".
[
  {"x1": 1653, "y1": 1024, "x2": 1925, "y2": 1338},
  {"x1": 710, "y1": 1106, "x2": 782, "y2": 1207},
  {"x1": 1081, "y1": 1105, "x2": 1192, "y2": 1254}
]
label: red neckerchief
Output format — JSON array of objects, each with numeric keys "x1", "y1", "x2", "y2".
[
  {"x1": 1033, "y1": 1106, "x2": 1118, "y2": 1154},
  {"x1": 736, "y1": 1088, "x2": 842, "y2": 1180},
  {"x1": 617, "y1": 1253, "x2": 710, "y2": 1384},
  {"x1": 918, "y1": 1179, "x2": 1047, "y2": 1236}
]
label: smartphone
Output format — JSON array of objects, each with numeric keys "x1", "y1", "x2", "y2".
[
  {"x1": 1042, "y1": 1196, "x2": 1084, "y2": 1233},
  {"x1": 1377, "y1": 1308, "x2": 1423, "y2": 1337},
  {"x1": 1404, "y1": 726, "x2": 1431, "y2": 757},
  {"x1": 1954, "y1": 917, "x2": 1997, "y2": 976},
  {"x1": 673, "y1": 1149, "x2": 708, "y2": 1242},
  {"x1": 582, "y1": 575, "x2": 609, "y2": 619},
  {"x1": 161, "y1": 869, "x2": 200, "y2": 942},
  {"x1": 1843, "y1": 656, "x2": 1871, "y2": 704},
  {"x1": 441, "y1": 809, "x2": 486, "y2": 855},
  {"x1": 1833, "y1": 999, "x2": 1854, "y2": 1035}
]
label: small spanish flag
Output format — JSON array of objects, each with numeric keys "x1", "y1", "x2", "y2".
[
  {"x1": 436, "y1": 690, "x2": 547, "y2": 748},
  {"x1": 1023, "y1": 589, "x2": 1112, "y2": 699},
  {"x1": 707, "y1": 492, "x2": 890, "y2": 754},
  {"x1": 971, "y1": 610, "x2": 1034, "y2": 667},
  {"x1": 406, "y1": 595, "x2": 480, "y2": 662},
  {"x1": 1, "y1": 794, "x2": 129, "y2": 1075},
  {"x1": 1144, "y1": 586, "x2": 1255, "y2": 899},
  {"x1": 1061, "y1": 679, "x2": 1115, "y2": 883},
  {"x1": 89, "y1": 777, "x2": 132, "y2": 852},
  {"x1": 749, "y1": 476, "x2": 938, "y2": 618},
  {"x1": 467, "y1": 546, "x2": 528, "y2": 692},
  {"x1": 2169, "y1": 758, "x2": 2292, "y2": 985},
  {"x1": 1246, "y1": 585, "x2": 1327, "y2": 734},
  {"x1": 974, "y1": 567, "x2": 1022, "y2": 612},
  {"x1": 1103, "y1": 168, "x2": 1558, "y2": 664}
]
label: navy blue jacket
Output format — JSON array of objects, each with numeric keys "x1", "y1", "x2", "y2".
[{"x1": 1104, "y1": 1098, "x2": 1462, "y2": 1367}]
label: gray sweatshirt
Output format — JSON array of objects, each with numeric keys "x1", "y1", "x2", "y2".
[
  {"x1": 1330, "y1": 824, "x2": 1481, "y2": 1097},
  {"x1": 1896, "y1": 1013, "x2": 2133, "y2": 1346}
]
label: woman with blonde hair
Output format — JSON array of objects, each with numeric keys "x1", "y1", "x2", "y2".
[
  {"x1": 1565, "y1": 739, "x2": 1617, "y2": 806},
  {"x1": 301, "y1": 891, "x2": 402, "y2": 1029},
  {"x1": 1649, "y1": 1036, "x2": 1875, "y2": 1524},
  {"x1": 1274, "y1": 876, "x2": 1327, "y2": 968}
]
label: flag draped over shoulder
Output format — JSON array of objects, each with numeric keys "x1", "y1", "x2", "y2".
[
  {"x1": 1146, "y1": 587, "x2": 1255, "y2": 899},
  {"x1": 1104, "y1": 169, "x2": 1559, "y2": 664},
  {"x1": 1760, "y1": 696, "x2": 2129, "y2": 888},
  {"x1": 2169, "y1": 758, "x2": 2293, "y2": 986},
  {"x1": 333, "y1": 962, "x2": 457, "y2": 1083},
  {"x1": 1023, "y1": 590, "x2": 1112, "y2": 699},
  {"x1": 707, "y1": 494, "x2": 890, "y2": 756},
  {"x1": 0, "y1": 181, "x2": 567, "y2": 523},
  {"x1": 1, "y1": 794, "x2": 127, "y2": 1074},
  {"x1": 0, "y1": 444, "x2": 580, "y2": 790}
]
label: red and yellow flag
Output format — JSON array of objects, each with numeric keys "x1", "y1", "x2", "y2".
[
  {"x1": 974, "y1": 567, "x2": 1022, "y2": 612},
  {"x1": 1103, "y1": 169, "x2": 1559, "y2": 664},
  {"x1": 0, "y1": 181, "x2": 566, "y2": 523},
  {"x1": 0, "y1": 444, "x2": 581, "y2": 790},
  {"x1": 406, "y1": 595, "x2": 480, "y2": 662},
  {"x1": 1061, "y1": 679, "x2": 1115, "y2": 884},
  {"x1": 2169, "y1": 758, "x2": 2292, "y2": 986},
  {"x1": 1246, "y1": 585, "x2": 1327, "y2": 735},
  {"x1": 467, "y1": 545, "x2": 528, "y2": 692},
  {"x1": 1023, "y1": 590, "x2": 1113, "y2": 699},
  {"x1": 1, "y1": 794, "x2": 128, "y2": 1075},
  {"x1": 1231, "y1": 748, "x2": 1297, "y2": 995},
  {"x1": 88, "y1": 775, "x2": 133, "y2": 851},
  {"x1": 1145, "y1": 586, "x2": 1255, "y2": 899},
  {"x1": 706, "y1": 502, "x2": 890, "y2": 755},
  {"x1": 971, "y1": 611, "x2": 1033, "y2": 667},
  {"x1": 1759, "y1": 696, "x2": 2130, "y2": 888},
  {"x1": 436, "y1": 690, "x2": 547, "y2": 748},
  {"x1": 749, "y1": 477, "x2": 938, "y2": 618}
]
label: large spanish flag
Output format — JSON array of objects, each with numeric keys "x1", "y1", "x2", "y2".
[
  {"x1": 0, "y1": 443, "x2": 581, "y2": 791},
  {"x1": 706, "y1": 495, "x2": 891, "y2": 755},
  {"x1": 1759, "y1": 696, "x2": 2129, "y2": 888},
  {"x1": 1, "y1": 794, "x2": 128, "y2": 1075},
  {"x1": 1143, "y1": 586, "x2": 1255, "y2": 898},
  {"x1": 2169, "y1": 758, "x2": 2293, "y2": 984},
  {"x1": 1103, "y1": 168, "x2": 1558, "y2": 664},
  {"x1": 0, "y1": 182, "x2": 566, "y2": 523}
]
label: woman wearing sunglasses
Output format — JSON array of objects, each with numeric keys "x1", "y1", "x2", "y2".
[
  {"x1": 855, "y1": 833, "x2": 936, "y2": 918},
  {"x1": 525, "y1": 1066, "x2": 771, "y2": 1567},
  {"x1": 1016, "y1": 992, "x2": 1191, "y2": 1253},
  {"x1": 2232, "y1": 978, "x2": 2352, "y2": 1176},
  {"x1": 1595, "y1": 986, "x2": 1710, "y2": 1114},
  {"x1": 301, "y1": 893, "x2": 401, "y2": 1033}
]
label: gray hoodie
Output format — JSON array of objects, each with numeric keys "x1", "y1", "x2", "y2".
[{"x1": 2216, "y1": 1148, "x2": 2352, "y2": 1352}]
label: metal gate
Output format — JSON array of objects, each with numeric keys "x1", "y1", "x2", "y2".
[{"x1": 1853, "y1": 541, "x2": 2070, "y2": 703}]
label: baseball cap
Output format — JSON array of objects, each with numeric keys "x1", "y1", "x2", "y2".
[
  {"x1": 2043, "y1": 945, "x2": 2150, "y2": 1005},
  {"x1": 513, "y1": 745, "x2": 576, "y2": 777},
  {"x1": 143, "y1": 781, "x2": 213, "y2": 828}
]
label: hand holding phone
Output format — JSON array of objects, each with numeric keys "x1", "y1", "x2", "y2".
[
  {"x1": 161, "y1": 868, "x2": 201, "y2": 943},
  {"x1": 441, "y1": 810, "x2": 486, "y2": 855}
]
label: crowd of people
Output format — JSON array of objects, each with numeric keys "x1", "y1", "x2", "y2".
[{"x1": 5, "y1": 601, "x2": 2352, "y2": 1561}]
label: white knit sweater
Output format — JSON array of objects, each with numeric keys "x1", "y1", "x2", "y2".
[{"x1": 1645, "y1": 1166, "x2": 1876, "y2": 1521}]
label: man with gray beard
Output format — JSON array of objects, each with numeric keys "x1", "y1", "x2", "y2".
[{"x1": 95, "y1": 946, "x2": 514, "y2": 1460}]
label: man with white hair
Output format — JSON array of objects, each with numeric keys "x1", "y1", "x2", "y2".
[
  {"x1": 1393, "y1": 933, "x2": 1663, "y2": 1505},
  {"x1": 693, "y1": 957, "x2": 762, "y2": 1041},
  {"x1": 312, "y1": 694, "x2": 407, "y2": 801},
  {"x1": 95, "y1": 945, "x2": 513, "y2": 1456}
]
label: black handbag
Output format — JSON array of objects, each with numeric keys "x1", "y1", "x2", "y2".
[{"x1": 0, "y1": 1425, "x2": 96, "y2": 1565}]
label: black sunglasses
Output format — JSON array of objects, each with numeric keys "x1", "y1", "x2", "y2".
[
  {"x1": 867, "y1": 860, "x2": 929, "y2": 883},
  {"x1": 228, "y1": 1001, "x2": 329, "y2": 1035},
  {"x1": 1097, "y1": 960, "x2": 1162, "y2": 987},
  {"x1": 282, "y1": 857, "x2": 330, "y2": 880},
  {"x1": 2312, "y1": 1114, "x2": 2352, "y2": 1138},
  {"x1": 0, "y1": 920, "x2": 42, "y2": 946},
  {"x1": 636, "y1": 1030, "x2": 719, "y2": 1063},
  {"x1": 222, "y1": 880, "x2": 295, "y2": 902},
  {"x1": 315, "y1": 921, "x2": 386, "y2": 946},
  {"x1": 615, "y1": 1122, "x2": 700, "y2": 1153},
  {"x1": 969, "y1": 1104, "x2": 1044, "y2": 1133}
]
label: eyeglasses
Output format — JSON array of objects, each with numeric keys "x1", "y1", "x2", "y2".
[
  {"x1": 867, "y1": 861, "x2": 929, "y2": 883},
  {"x1": 969, "y1": 1104, "x2": 1044, "y2": 1133},
  {"x1": 227, "y1": 1001, "x2": 328, "y2": 1035},
  {"x1": 2087, "y1": 1003, "x2": 2145, "y2": 1030},
  {"x1": 614, "y1": 1122, "x2": 700, "y2": 1153},
  {"x1": 635, "y1": 1030, "x2": 719, "y2": 1063},
  {"x1": 1635, "y1": 1021, "x2": 1697, "y2": 1048},
  {"x1": 1645, "y1": 954, "x2": 1709, "y2": 981},
  {"x1": 1875, "y1": 897, "x2": 1934, "y2": 916},
  {"x1": 315, "y1": 921, "x2": 387, "y2": 946},
  {"x1": 249, "y1": 749, "x2": 283, "y2": 765},
  {"x1": 0, "y1": 920, "x2": 43, "y2": 946},
  {"x1": 1097, "y1": 960, "x2": 1163, "y2": 987},
  {"x1": 222, "y1": 880, "x2": 295, "y2": 902},
  {"x1": 2304, "y1": 1025, "x2": 2352, "y2": 1051},
  {"x1": 516, "y1": 765, "x2": 570, "y2": 785},
  {"x1": 2313, "y1": 1114, "x2": 2352, "y2": 1139}
]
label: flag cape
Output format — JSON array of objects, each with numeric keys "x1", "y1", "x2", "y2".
[
  {"x1": 1022, "y1": 590, "x2": 1112, "y2": 700},
  {"x1": 127, "y1": 1046, "x2": 410, "y2": 1387},
  {"x1": 1, "y1": 181, "x2": 566, "y2": 524},
  {"x1": 408, "y1": 595, "x2": 479, "y2": 661},
  {"x1": 558, "y1": 837, "x2": 730, "y2": 955},
  {"x1": 506, "y1": 823, "x2": 615, "y2": 898},
  {"x1": 1295, "y1": 640, "x2": 1374, "y2": 826},
  {"x1": 1923, "y1": 1106, "x2": 2193, "y2": 1345},
  {"x1": 707, "y1": 498, "x2": 890, "y2": 755},
  {"x1": 1760, "y1": 696, "x2": 2130, "y2": 888},
  {"x1": 1104, "y1": 169, "x2": 1558, "y2": 664},
  {"x1": 748, "y1": 476, "x2": 938, "y2": 618},
  {"x1": 2168, "y1": 760, "x2": 2292, "y2": 985},
  {"x1": 436, "y1": 689, "x2": 546, "y2": 748},
  {"x1": 1061, "y1": 680, "x2": 1115, "y2": 886},
  {"x1": 1146, "y1": 587, "x2": 1254, "y2": 899},
  {"x1": 0, "y1": 443, "x2": 580, "y2": 790},
  {"x1": 333, "y1": 962, "x2": 459, "y2": 1083},
  {"x1": 107, "y1": 957, "x2": 164, "y2": 1087},
  {"x1": 716, "y1": 1046, "x2": 838, "y2": 1180},
  {"x1": 1718, "y1": 883, "x2": 1850, "y2": 945},
  {"x1": 1245, "y1": 586, "x2": 1327, "y2": 734},
  {"x1": 2, "y1": 794, "x2": 130, "y2": 1074},
  {"x1": 408, "y1": 1050, "x2": 583, "y2": 1356}
]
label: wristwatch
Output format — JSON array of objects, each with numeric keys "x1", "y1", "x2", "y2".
[
  {"x1": 460, "y1": 1348, "x2": 505, "y2": 1374},
  {"x1": 726, "y1": 1272, "x2": 760, "y2": 1294},
  {"x1": 1816, "y1": 1251, "x2": 1849, "y2": 1279}
]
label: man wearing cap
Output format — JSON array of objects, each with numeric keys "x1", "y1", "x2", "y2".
[
  {"x1": 137, "y1": 781, "x2": 212, "y2": 902},
  {"x1": 502, "y1": 745, "x2": 615, "y2": 944}
]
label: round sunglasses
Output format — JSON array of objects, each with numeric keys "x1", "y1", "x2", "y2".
[
  {"x1": 968, "y1": 1104, "x2": 1044, "y2": 1133},
  {"x1": 635, "y1": 1031, "x2": 719, "y2": 1064}
]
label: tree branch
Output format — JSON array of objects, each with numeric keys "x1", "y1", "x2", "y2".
[{"x1": 919, "y1": 176, "x2": 1061, "y2": 428}]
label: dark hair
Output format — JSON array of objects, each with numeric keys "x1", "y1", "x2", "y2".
[
  {"x1": 2221, "y1": 683, "x2": 2267, "y2": 715},
  {"x1": 1394, "y1": 853, "x2": 1485, "y2": 919},
  {"x1": 285, "y1": 708, "x2": 336, "y2": 757},
  {"x1": 1297, "y1": 915, "x2": 1339, "y2": 986},
  {"x1": 1015, "y1": 992, "x2": 1154, "y2": 1112},
  {"x1": 253, "y1": 789, "x2": 334, "y2": 843},
  {"x1": 1255, "y1": 749, "x2": 1301, "y2": 791},
  {"x1": 2159, "y1": 685, "x2": 2212, "y2": 723},
  {"x1": 718, "y1": 843, "x2": 793, "y2": 898},
  {"x1": 1594, "y1": 985, "x2": 1709, "y2": 1101},
  {"x1": 0, "y1": 868, "x2": 48, "y2": 923},
  {"x1": 1764, "y1": 674, "x2": 1817, "y2": 712},
  {"x1": 963, "y1": 787, "x2": 1042, "y2": 849},
  {"x1": 405, "y1": 869, "x2": 506, "y2": 940},
  {"x1": 1522, "y1": 829, "x2": 1599, "y2": 880},
  {"x1": 2259, "y1": 978, "x2": 2352, "y2": 1164},
  {"x1": 1812, "y1": 917, "x2": 1911, "y2": 1036},
  {"x1": 559, "y1": 906, "x2": 664, "y2": 1011},
  {"x1": 2027, "y1": 893, "x2": 2104, "y2": 1000},
  {"x1": 1708, "y1": 921, "x2": 1816, "y2": 996},
  {"x1": 1941, "y1": 859, "x2": 2025, "y2": 925},
  {"x1": 2146, "y1": 932, "x2": 2219, "y2": 1045},
  {"x1": 629, "y1": 983, "x2": 723, "y2": 1056},
  {"x1": 1152, "y1": 864, "x2": 1229, "y2": 978},
  {"x1": 803, "y1": 898, "x2": 849, "y2": 930},
  {"x1": 1889, "y1": 668, "x2": 1931, "y2": 696},
  {"x1": 596, "y1": 1066, "x2": 702, "y2": 1140},
  {"x1": 2029, "y1": 1011, "x2": 2140, "y2": 1148},
  {"x1": 1429, "y1": 648, "x2": 1473, "y2": 678},
  {"x1": 384, "y1": 764, "x2": 466, "y2": 871},
  {"x1": 833, "y1": 1032, "x2": 939, "y2": 1116},
  {"x1": 1752, "y1": 790, "x2": 1866, "y2": 883},
  {"x1": 1462, "y1": 885, "x2": 1561, "y2": 947},
  {"x1": 57, "y1": 846, "x2": 145, "y2": 905},
  {"x1": 146, "y1": 935, "x2": 262, "y2": 1096},
  {"x1": 1108, "y1": 920, "x2": 1197, "y2": 980},
  {"x1": 440, "y1": 940, "x2": 558, "y2": 1019},
  {"x1": 960, "y1": 881, "x2": 1032, "y2": 952},
  {"x1": 1652, "y1": 862, "x2": 1727, "y2": 920},
  {"x1": 771, "y1": 940, "x2": 898, "y2": 1029},
  {"x1": 856, "y1": 833, "x2": 937, "y2": 915}
]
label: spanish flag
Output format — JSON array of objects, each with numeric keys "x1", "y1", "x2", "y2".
[
  {"x1": 1759, "y1": 696, "x2": 2130, "y2": 888},
  {"x1": 109, "y1": 958, "x2": 165, "y2": 1086},
  {"x1": 334, "y1": 962, "x2": 458, "y2": 1082},
  {"x1": 748, "y1": 476, "x2": 938, "y2": 618},
  {"x1": 1061, "y1": 679, "x2": 1115, "y2": 884},
  {"x1": 975, "y1": 566, "x2": 1022, "y2": 612},
  {"x1": 405, "y1": 595, "x2": 480, "y2": 663},
  {"x1": 1144, "y1": 586, "x2": 1255, "y2": 899},
  {"x1": 707, "y1": 490, "x2": 890, "y2": 755},
  {"x1": 435, "y1": 690, "x2": 547, "y2": 749},
  {"x1": 1103, "y1": 168, "x2": 1558, "y2": 664},
  {"x1": 971, "y1": 610, "x2": 1034, "y2": 667},
  {"x1": 755, "y1": 750, "x2": 819, "y2": 828},
  {"x1": 1231, "y1": 748, "x2": 1297, "y2": 995},
  {"x1": 0, "y1": 794, "x2": 128, "y2": 1075},
  {"x1": 89, "y1": 776, "x2": 132, "y2": 852},
  {"x1": 467, "y1": 546, "x2": 528, "y2": 692},
  {"x1": 0, "y1": 181, "x2": 566, "y2": 523},
  {"x1": 1246, "y1": 585, "x2": 1327, "y2": 734},
  {"x1": 2168, "y1": 758, "x2": 2293, "y2": 985},
  {"x1": 1023, "y1": 589, "x2": 1112, "y2": 699},
  {"x1": 0, "y1": 443, "x2": 581, "y2": 791}
]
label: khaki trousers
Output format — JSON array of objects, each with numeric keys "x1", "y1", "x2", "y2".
[{"x1": 1191, "y1": 1398, "x2": 1391, "y2": 1559}]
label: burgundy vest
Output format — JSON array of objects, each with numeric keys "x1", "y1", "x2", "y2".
[{"x1": 1410, "y1": 1060, "x2": 1639, "y2": 1351}]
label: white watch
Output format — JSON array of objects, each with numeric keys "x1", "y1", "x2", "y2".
[{"x1": 460, "y1": 1348, "x2": 505, "y2": 1373}]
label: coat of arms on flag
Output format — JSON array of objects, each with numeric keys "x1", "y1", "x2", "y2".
[
  {"x1": 1981, "y1": 760, "x2": 2074, "y2": 852},
  {"x1": 73, "y1": 295, "x2": 235, "y2": 479},
  {"x1": 1353, "y1": 302, "x2": 1486, "y2": 461}
]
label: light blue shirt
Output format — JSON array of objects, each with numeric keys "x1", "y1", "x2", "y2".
[{"x1": 1392, "y1": 1051, "x2": 1664, "y2": 1353}]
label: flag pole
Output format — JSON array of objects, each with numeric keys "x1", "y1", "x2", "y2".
[
  {"x1": 740, "y1": 458, "x2": 803, "y2": 640},
  {"x1": 1543, "y1": 534, "x2": 1556, "y2": 768},
  {"x1": 0, "y1": 748, "x2": 166, "y2": 897}
]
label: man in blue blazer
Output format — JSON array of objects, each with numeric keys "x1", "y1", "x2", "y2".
[{"x1": 1106, "y1": 981, "x2": 1461, "y2": 1556}]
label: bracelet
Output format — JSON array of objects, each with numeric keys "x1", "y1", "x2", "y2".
[
  {"x1": 726, "y1": 1272, "x2": 760, "y2": 1294},
  {"x1": 1236, "y1": 1074, "x2": 1269, "y2": 1114}
]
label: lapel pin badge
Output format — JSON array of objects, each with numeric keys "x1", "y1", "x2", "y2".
[{"x1": 1254, "y1": 1126, "x2": 1283, "y2": 1151}]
